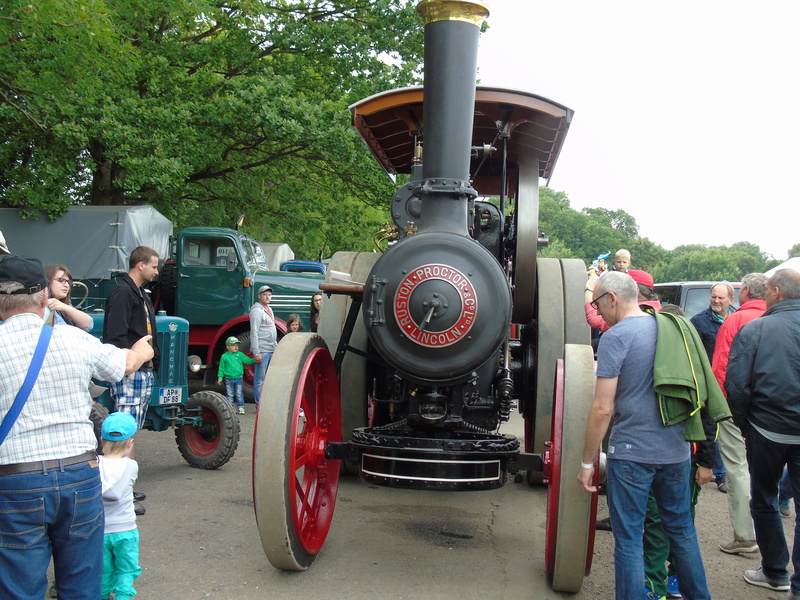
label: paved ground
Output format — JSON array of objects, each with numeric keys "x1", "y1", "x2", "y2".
[{"x1": 67, "y1": 408, "x2": 795, "y2": 600}]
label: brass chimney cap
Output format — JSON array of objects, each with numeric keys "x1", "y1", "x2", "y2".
[{"x1": 416, "y1": 0, "x2": 490, "y2": 26}]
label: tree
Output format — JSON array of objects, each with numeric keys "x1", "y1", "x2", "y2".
[
  {"x1": 538, "y1": 187, "x2": 629, "y2": 262},
  {"x1": 1, "y1": 0, "x2": 423, "y2": 257},
  {"x1": 582, "y1": 207, "x2": 639, "y2": 238},
  {"x1": 790, "y1": 243, "x2": 800, "y2": 258}
]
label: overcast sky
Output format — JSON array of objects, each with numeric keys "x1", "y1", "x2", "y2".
[{"x1": 475, "y1": 1, "x2": 798, "y2": 260}]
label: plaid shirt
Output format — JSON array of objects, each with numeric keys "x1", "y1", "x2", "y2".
[{"x1": 0, "y1": 312, "x2": 127, "y2": 464}]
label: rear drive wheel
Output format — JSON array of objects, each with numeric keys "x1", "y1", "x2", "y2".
[
  {"x1": 253, "y1": 333, "x2": 341, "y2": 570},
  {"x1": 544, "y1": 344, "x2": 598, "y2": 593},
  {"x1": 526, "y1": 257, "x2": 590, "y2": 484},
  {"x1": 175, "y1": 390, "x2": 240, "y2": 469}
]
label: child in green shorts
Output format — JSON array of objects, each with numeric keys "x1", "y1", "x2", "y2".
[{"x1": 99, "y1": 412, "x2": 142, "y2": 600}]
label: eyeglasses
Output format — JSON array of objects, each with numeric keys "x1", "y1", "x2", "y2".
[
  {"x1": 53, "y1": 277, "x2": 72, "y2": 285},
  {"x1": 590, "y1": 291, "x2": 610, "y2": 310}
]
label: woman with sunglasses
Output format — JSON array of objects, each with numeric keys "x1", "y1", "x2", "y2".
[{"x1": 44, "y1": 263, "x2": 93, "y2": 331}]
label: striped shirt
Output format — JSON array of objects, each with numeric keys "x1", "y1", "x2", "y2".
[{"x1": 0, "y1": 312, "x2": 126, "y2": 464}]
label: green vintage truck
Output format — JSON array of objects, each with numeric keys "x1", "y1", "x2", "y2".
[{"x1": 1, "y1": 206, "x2": 324, "y2": 398}]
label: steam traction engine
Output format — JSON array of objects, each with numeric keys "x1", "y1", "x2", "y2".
[{"x1": 252, "y1": 0, "x2": 598, "y2": 592}]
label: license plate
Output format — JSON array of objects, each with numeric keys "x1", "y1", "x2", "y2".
[{"x1": 158, "y1": 387, "x2": 182, "y2": 405}]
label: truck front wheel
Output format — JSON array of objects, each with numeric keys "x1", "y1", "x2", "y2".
[{"x1": 175, "y1": 390, "x2": 240, "y2": 469}]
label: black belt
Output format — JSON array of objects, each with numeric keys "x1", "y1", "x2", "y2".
[{"x1": 0, "y1": 450, "x2": 97, "y2": 477}]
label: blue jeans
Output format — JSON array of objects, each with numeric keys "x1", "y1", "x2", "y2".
[
  {"x1": 607, "y1": 459, "x2": 710, "y2": 600},
  {"x1": 0, "y1": 461, "x2": 104, "y2": 600},
  {"x1": 225, "y1": 376, "x2": 245, "y2": 408},
  {"x1": 253, "y1": 352, "x2": 273, "y2": 405},
  {"x1": 745, "y1": 426, "x2": 800, "y2": 591}
]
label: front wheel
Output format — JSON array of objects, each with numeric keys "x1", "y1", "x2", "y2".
[
  {"x1": 175, "y1": 390, "x2": 241, "y2": 469},
  {"x1": 252, "y1": 333, "x2": 342, "y2": 571}
]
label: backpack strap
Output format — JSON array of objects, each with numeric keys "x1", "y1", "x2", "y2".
[{"x1": 0, "y1": 325, "x2": 54, "y2": 446}]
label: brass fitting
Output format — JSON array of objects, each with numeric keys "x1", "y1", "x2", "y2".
[{"x1": 416, "y1": 0, "x2": 490, "y2": 26}]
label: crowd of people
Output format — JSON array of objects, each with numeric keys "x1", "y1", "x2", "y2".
[
  {"x1": 8, "y1": 229, "x2": 798, "y2": 600},
  {"x1": 579, "y1": 250, "x2": 800, "y2": 600},
  {"x1": 0, "y1": 252, "x2": 153, "y2": 600},
  {"x1": 0, "y1": 237, "x2": 325, "y2": 599}
]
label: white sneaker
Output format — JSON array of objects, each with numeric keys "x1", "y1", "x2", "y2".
[
  {"x1": 238, "y1": 407, "x2": 245, "y2": 415},
  {"x1": 743, "y1": 567, "x2": 789, "y2": 591}
]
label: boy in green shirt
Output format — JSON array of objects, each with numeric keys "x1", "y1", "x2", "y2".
[{"x1": 216, "y1": 336, "x2": 256, "y2": 414}]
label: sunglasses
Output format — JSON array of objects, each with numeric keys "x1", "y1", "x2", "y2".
[{"x1": 590, "y1": 291, "x2": 610, "y2": 310}]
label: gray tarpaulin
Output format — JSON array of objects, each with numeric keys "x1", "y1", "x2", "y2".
[
  {"x1": 0, "y1": 206, "x2": 172, "y2": 279},
  {"x1": 259, "y1": 242, "x2": 294, "y2": 271}
]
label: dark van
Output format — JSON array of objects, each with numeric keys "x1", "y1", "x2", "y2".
[{"x1": 655, "y1": 281, "x2": 741, "y2": 319}]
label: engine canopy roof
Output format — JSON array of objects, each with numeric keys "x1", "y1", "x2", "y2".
[{"x1": 350, "y1": 86, "x2": 573, "y2": 195}]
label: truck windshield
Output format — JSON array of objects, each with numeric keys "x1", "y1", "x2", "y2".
[{"x1": 242, "y1": 237, "x2": 269, "y2": 270}]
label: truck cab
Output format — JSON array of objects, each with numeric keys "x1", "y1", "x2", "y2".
[
  {"x1": 163, "y1": 227, "x2": 323, "y2": 327},
  {"x1": 160, "y1": 226, "x2": 324, "y2": 396}
]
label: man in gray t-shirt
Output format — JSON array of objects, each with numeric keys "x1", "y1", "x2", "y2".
[
  {"x1": 578, "y1": 271, "x2": 710, "y2": 600},
  {"x1": 599, "y1": 316, "x2": 687, "y2": 465}
]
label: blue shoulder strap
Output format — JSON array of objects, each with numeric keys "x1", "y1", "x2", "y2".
[{"x1": 0, "y1": 325, "x2": 54, "y2": 446}]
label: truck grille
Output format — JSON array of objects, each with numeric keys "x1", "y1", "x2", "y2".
[{"x1": 155, "y1": 326, "x2": 189, "y2": 388}]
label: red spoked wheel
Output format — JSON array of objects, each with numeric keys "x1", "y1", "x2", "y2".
[
  {"x1": 252, "y1": 333, "x2": 342, "y2": 570},
  {"x1": 175, "y1": 390, "x2": 240, "y2": 470},
  {"x1": 544, "y1": 344, "x2": 598, "y2": 593}
]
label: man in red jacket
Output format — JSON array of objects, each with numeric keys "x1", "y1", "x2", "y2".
[{"x1": 711, "y1": 272, "x2": 768, "y2": 555}]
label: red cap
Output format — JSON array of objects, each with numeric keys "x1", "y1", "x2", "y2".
[{"x1": 628, "y1": 269, "x2": 654, "y2": 288}]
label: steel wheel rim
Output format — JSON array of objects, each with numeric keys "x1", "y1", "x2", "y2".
[{"x1": 183, "y1": 406, "x2": 220, "y2": 456}]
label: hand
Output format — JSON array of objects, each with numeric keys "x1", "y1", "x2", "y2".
[
  {"x1": 132, "y1": 335, "x2": 155, "y2": 361},
  {"x1": 255, "y1": 354, "x2": 263, "y2": 363},
  {"x1": 586, "y1": 273, "x2": 600, "y2": 288},
  {"x1": 217, "y1": 379, "x2": 222, "y2": 385},
  {"x1": 696, "y1": 465, "x2": 713, "y2": 486},
  {"x1": 46, "y1": 298, "x2": 68, "y2": 312},
  {"x1": 578, "y1": 466, "x2": 597, "y2": 493}
]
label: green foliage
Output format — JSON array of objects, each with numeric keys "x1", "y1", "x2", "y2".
[
  {"x1": 0, "y1": 0, "x2": 422, "y2": 257},
  {"x1": 790, "y1": 243, "x2": 800, "y2": 258},
  {"x1": 582, "y1": 207, "x2": 639, "y2": 238},
  {"x1": 535, "y1": 187, "x2": 777, "y2": 282}
]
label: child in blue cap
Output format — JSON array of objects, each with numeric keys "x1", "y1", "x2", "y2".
[{"x1": 99, "y1": 412, "x2": 142, "y2": 600}]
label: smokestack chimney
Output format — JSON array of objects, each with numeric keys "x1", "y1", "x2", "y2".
[{"x1": 415, "y1": 0, "x2": 489, "y2": 235}]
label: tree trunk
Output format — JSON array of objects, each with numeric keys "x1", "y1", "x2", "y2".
[{"x1": 89, "y1": 138, "x2": 127, "y2": 205}]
